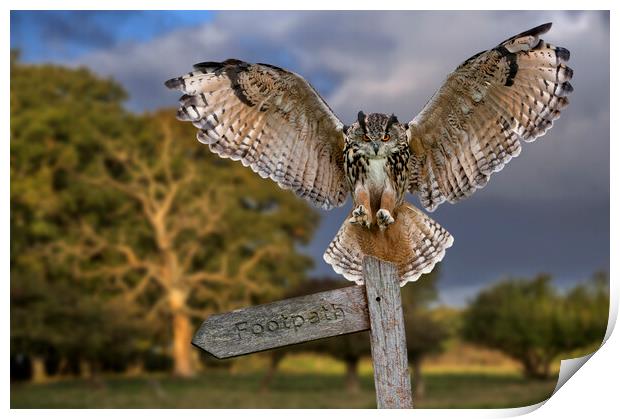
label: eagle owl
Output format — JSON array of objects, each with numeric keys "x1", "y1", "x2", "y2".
[{"x1": 165, "y1": 23, "x2": 573, "y2": 285}]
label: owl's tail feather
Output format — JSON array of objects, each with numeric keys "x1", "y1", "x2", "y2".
[{"x1": 323, "y1": 203, "x2": 453, "y2": 286}]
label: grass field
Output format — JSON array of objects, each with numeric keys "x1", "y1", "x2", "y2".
[{"x1": 11, "y1": 369, "x2": 558, "y2": 409}]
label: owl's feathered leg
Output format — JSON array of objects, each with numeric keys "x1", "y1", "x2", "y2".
[
  {"x1": 377, "y1": 184, "x2": 397, "y2": 230},
  {"x1": 348, "y1": 185, "x2": 371, "y2": 228},
  {"x1": 324, "y1": 202, "x2": 453, "y2": 285}
]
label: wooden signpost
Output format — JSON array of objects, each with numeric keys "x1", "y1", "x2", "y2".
[{"x1": 192, "y1": 257, "x2": 413, "y2": 409}]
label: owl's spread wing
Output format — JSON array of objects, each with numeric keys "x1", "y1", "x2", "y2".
[
  {"x1": 407, "y1": 23, "x2": 573, "y2": 212},
  {"x1": 165, "y1": 59, "x2": 348, "y2": 210}
]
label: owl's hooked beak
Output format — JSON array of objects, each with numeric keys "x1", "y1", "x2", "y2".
[{"x1": 372, "y1": 141, "x2": 380, "y2": 155}]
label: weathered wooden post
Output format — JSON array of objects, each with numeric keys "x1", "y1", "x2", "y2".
[
  {"x1": 192, "y1": 256, "x2": 413, "y2": 409},
  {"x1": 363, "y1": 257, "x2": 413, "y2": 408}
]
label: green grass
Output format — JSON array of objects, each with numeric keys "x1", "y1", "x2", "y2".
[{"x1": 11, "y1": 370, "x2": 557, "y2": 409}]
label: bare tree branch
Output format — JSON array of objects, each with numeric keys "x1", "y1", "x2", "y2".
[
  {"x1": 185, "y1": 271, "x2": 229, "y2": 286},
  {"x1": 145, "y1": 297, "x2": 168, "y2": 322},
  {"x1": 236, "y1": 244, "x2": 283, "y2": 281},
  {"x1": 82, "y1": 168, "x2": 155, "y2": 220},
  {"x1": 125, "y1": 269, "x2": 158, "y2": 302}
]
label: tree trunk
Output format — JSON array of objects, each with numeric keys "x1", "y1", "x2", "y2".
[
  {"x1": 345, "y1": 357, "x2": 360, "y2": 394},
  {"x1": 31, "y1": 356, "x2": 48, "y2": 383},
  {"x1": 57, "y1": 357, "x2": 70, "y2": 377},
  {"x1": 79, "y1": 358, "x2": 92, "y2": 379},
  {"x1": 125, "y1": 359, "x2": 145, "y2": 377},
  {"x1": 260, "y1": 353, "x2": 283, "y2": 393},
  {"x1": 90, "y1": 361, "x2": 106, "y2": 389},
  {"x1": 526, "y1": 364, "x2": 550, "y2": 380},
  {"x1": 412, "y1": 357, "x2": 425, "y2": 400},
  {"x1": 172, "y1": 310, "x2": 194, "y2": 377},
  {"x1": 522, "y1": 353, "x2": 549, "y2": 380},
  {"x1": 541, "y1": 359, "x2": 551, "y2": 379}
]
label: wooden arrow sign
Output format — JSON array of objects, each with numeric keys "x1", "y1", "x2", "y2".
[
  {"x1": 192, "y1": 258, "x2": 413, "y2": 409},
  {"x1": 192, "y1": 285, "x2": 370, "y2": 358}
]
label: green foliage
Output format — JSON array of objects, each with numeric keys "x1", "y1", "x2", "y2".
[
  {"x1": 11, "y1": 59, "x2": 143, "y2": 366},
  {"x1": 11, "y1": 275, "x2": 148, "y2": 369},
  {"x1": 462, "y1": 273, "x2": 609, "y2": 378},
  {"x1": 554, "y1": 271, "x2": 609, "y2": 353},
  {"x1": 11, "y1": 58, "x2": 320, "y2": 378}
]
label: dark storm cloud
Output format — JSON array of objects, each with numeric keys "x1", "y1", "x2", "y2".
[{"x1": 34, "y1": 10, "x2": 608, "y2": 305}]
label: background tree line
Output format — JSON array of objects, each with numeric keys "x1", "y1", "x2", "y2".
[
  {"x1": 10, "y1": 56, "x2": 609, "y2": 396},
  {"x1": 462, "y1": 272, "x2": 609, "y2": 379}
]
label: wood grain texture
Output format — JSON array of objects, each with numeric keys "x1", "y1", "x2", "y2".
[
  {"x1": 363, "y1": 256, "x2": 413, "y2": 409},
  {"x1": 192, "y1": 285, "x2": 369, "y2": 358}
]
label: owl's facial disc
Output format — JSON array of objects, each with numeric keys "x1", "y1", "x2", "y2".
[{"x1": 347, "y1": 112, "x2": 406, "y2": 158}]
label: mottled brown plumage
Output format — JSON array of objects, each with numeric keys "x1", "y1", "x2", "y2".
[
  {"x1": 324, "y1": 203, "x2": 453, "y2": 285},
  {"x1": 408, "y1": 23, "x2": 573, "y2": 211},
  {"x1": 165, "y1": 23, "x2": 573, "y2": 285},
  {"x1": 165, "y1": 59, "x2": 348, "y2": 210}
]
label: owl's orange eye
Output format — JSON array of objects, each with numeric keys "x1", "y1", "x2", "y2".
[
  {"x1": 383, "y1": 134, "x2": 391, "y2": 142},
  {"x1": 363, "y1": 134, "x2": 370, "y2": 141}
]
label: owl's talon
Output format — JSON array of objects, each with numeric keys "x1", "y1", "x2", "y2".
[
  {"x1": 376, "y1": 209, "x2": 395, "y2": 231},
  {"x1": 352, "y1": 205, "x2": 367, "y2": 217},
  {"x1": 349, "y1": 205, "x2": 371, "y2": 228}
]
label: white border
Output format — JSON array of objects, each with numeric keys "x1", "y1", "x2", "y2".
[{"x1": 3, "y1": 2, "x2": 616, "y2": 418}]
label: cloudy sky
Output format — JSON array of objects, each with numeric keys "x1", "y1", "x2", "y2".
[{"x1": 10, "y1": 10, "x2": 609, "y2": 306}]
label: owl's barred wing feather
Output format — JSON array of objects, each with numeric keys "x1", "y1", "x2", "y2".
[
  {"x1": 408, "y1": 23, "x2": 573, "y2": 212},
  {"x1": 165, "y1": 59, "x2": 349, "y2": 210}
]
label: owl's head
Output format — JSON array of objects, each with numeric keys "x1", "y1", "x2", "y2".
[{"x1": 345, "y1": 111, "x2": 408, "y2": 158}]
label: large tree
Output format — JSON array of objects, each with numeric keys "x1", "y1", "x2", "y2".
[
  {"x1": 11, "y1": 58, "x2": 319, "y2": 378},
  {"x1": 55, "y1": 109, "x2": 319, "y2": 377},
  {"x1": 462, "y1": 273, "x2": 609, "y2": 379}
]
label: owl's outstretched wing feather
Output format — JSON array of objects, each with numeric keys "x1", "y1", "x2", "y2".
[
  {"x1": 165, "y1": 59, "x2": 349, "y2": 210},
  {"x1": 407, "y1": 23, "x2": 573, "y2": 212}
]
